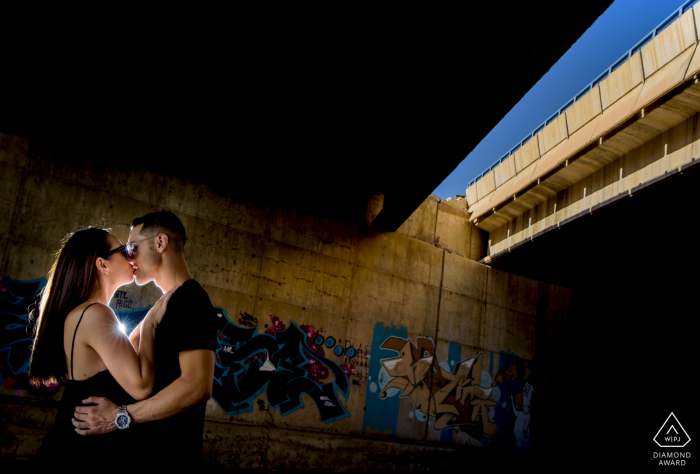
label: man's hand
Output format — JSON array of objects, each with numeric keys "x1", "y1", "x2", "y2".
[{"x1": 72, "y1": 396, "x2": 119, "y2": 435}]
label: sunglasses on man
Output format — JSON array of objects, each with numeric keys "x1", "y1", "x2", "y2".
[{"x1": 104, "y1": 235, "x2": 160, "y2": 260}]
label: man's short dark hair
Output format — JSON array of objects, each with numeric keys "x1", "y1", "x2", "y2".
[{"x1": 132, "y1": 210, "x2": 186, "y2": 251}]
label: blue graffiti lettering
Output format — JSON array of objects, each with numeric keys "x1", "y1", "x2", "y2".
[
  {"x1": 0, "y1": 276, "x2": 47, "y2": 385},
  {"x1": 212, "y1": 309, "x2": 350, "y2": 424}
]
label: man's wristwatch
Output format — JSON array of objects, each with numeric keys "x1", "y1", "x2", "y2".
[{"x1": 114, "y1": 406, "x2": 131, "y2": 430}]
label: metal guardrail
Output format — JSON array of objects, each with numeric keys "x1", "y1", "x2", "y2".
[{"x1": 469, "y1": 0, "x2": 700, "y2": 188}]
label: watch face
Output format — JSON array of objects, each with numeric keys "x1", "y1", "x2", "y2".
[{"x1": 115, "y1": 413, "x2": 130, "y2": 429}]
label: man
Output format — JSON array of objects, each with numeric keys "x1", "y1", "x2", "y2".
[{"x1": 72, "y1": 210, "x2": 217, "y2": 467}]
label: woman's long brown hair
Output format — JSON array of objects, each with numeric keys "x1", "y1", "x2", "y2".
[{"x1": 28, "y1": 227, "x2": 112, "y2": 386}]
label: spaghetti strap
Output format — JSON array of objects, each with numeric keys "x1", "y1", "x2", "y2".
[{"x1": 70, "y1": 303, "x2": 101, "y2": 381}]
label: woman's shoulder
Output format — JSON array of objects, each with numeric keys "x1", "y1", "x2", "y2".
[{"x1": 65, "y1": 302, "x2": 116, "y2": 328}]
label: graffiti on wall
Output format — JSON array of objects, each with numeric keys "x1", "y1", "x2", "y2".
[
  {"x1": 302, "y1": 325, "x2": 370, "y2": 393},
  {"x1": 0, "y1": 276, "x2": 50, "y2": 395},
  {"x1": 491, "y1": 351, "x2": 534, "y2": 452},
  {"x1": 510, "y1": 382, "x2": 533, "y2": 451},
  {"x1": 364, "y1": 327, "x2": 534, "y2": 450},
  {"x1": 212, "y1": 311, "x2": 350, "y2": 423},
  {"x1": 376, "y1": 335, "x2": 501, "y2": 442},
  {"x1": 2, "y1": 273, "x2": 532, "y2": 447}
]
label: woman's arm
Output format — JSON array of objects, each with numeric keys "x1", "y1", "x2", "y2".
[
  {"x1": 83, "y1": 290, "x2": 174, "y2": 400},
  {"x1": 81, "y1": 304, "x2": 156, "y2": 400}
]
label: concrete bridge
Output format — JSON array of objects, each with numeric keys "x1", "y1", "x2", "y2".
[{"x1": 466, "y1": 0, "x2": 700, "y2": 263}]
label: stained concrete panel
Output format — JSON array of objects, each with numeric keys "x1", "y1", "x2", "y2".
[
  {"x1": 204, "y1": 283, "x2": 257, "y2": 319},
  {"x1": 0, "y1": 162, "x2": 23, "y2": 240},
  {"x1": 258, "y1": 240, "x2": 353, "y2": 317},
  {"x1": 641, "y1": 10, "x2": 697, "y2": 78},
  {"x1": 635, "y1": 46, "x2": 696, "y2": 110},
  {"x1": 348, "y1": 265, "x2": 439, "y2": 336},
  {"x1": 539, "y1": 114, "x2": 568, "y2": 155},
  {"x1": 183, "y1": 215, "x2": 264, "y2": 295},
  {"x1": 1, "y1": 241, "x2": 55, "y2": 281},
  {"x1": 466, "y1": 184, "x2": 478, "y2": 208},
  {"x1": 265, "y1": 207, "x2": 357, "y2": 262},
  {"x1": 11, "y1": 172, "x2": 104, "y2": 248},
  {"x1": 495, "y1": 156, "x2": 517, "y2": 187},
  {"x1": 476, "y1": 170, "x2": 496, "y2": 199},
  {"x1": 486, "y1": 267, "x2": 539, "y2": 317},
  {"x1": 441, "y1": 251, "x2": 487, "y2": 301},
  {"x1": 437, "y1": 292, "x2": 483, "y2": 348},
  {"x1": 100, "y1": 192, "x2": 161, "y2": 239},
  {"x1": 11, "y1": 171, "x2": 157, "y2": 250},
  {"x1": 513, "y1": 138, "x2": 540, "y2": 174},
  {"x1": 161, "y1": 175, "x2": 270, "y2": 236},
  {"x1": 355, "y1": 228, "x2": 443, "y2": 288},
  {"x1": 434, "y1": 202, "x2": 470, "y2": 257},
  {"x1": 0, "y1": 133, "x2": 29, "y2": 167},
  {"x1": 396, "y1": 195, "x2": 438, "y2": 245},
  {"x1": 599, "y1": 52, "x2": 644, "y2": 110},
  {"x1": 28, "y1": 152, "x2": 164, "y2": 205},
  {"x1": 592, "y1": 83, "x2": 644, "y2": 139},
  {"x1": 482, "y1": 304, "x2": 536, "y2": 360},
  {"x1": 565, "y1": 85, "x2": 602, "y2": 135}
]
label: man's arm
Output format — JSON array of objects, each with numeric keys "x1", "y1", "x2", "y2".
[
  {"x1": 129, "y1": 321, "x2": 142, "y2": 350},
  {"x1": 72, "y1": 349, "x2": 214, "y2": 435}
]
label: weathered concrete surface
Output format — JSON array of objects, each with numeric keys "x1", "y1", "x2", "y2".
[
  {"x1": 396, "y1": 195, "x2": 487, "y2": 261},
  {"x1": 0, "y1": 131, "x2": 571, "y2": 469},
  {"x1": 201, "y1": 415, "x2": 480, "y2": 472}
]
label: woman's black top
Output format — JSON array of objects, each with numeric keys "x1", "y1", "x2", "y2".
[{"x1": 34, "y1": 303, "x2": 140, "y2": 464}]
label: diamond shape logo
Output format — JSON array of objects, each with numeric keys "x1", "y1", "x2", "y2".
[{"x1": 654, "y1": 412, "x2": 691, "y2": 448}]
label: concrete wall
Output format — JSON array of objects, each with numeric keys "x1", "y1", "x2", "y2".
[
  {"x1": 0, "y1": 132, "x2": 569, "y2": 470},
  {"x1": 396, "y1": 195, "x2": 486, "y2": 261}
]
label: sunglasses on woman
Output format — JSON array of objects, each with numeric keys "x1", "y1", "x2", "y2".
[{"x1": 103, "y1": 245, "x2": 129, "y2": 259}]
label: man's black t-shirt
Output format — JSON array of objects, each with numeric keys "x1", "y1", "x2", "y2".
[{"x1": 141, "y1": 279, "x2": 218, "y2": 464}]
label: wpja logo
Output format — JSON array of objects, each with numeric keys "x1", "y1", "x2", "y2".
[{"x1": 652, "y1": 412, "x2": 691, "y2": 467}]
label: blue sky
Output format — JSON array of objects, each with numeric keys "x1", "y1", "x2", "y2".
[{"x1": 432, "y1": 0, "x2": 693, "y2": 200}]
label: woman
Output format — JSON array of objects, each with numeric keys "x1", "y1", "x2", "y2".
[{"x1": 28, "y1": 227, "x2": 174, "y2": 460}]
